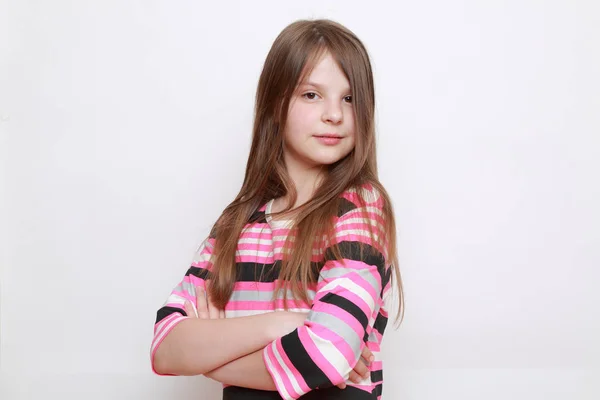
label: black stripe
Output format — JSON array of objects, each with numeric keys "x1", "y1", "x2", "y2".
[
  {"x1": 223, "y1": 385, "x2": 376, "y2": 399},
  {"x1": 381, "y1": 266, "x2": 392, "y2": 297},
  {"x1": 373, "y1": 312, "x2": 388, "y2": 336},
  {"x1": 337, "y1": 197, "x2": 358, "y2": 217},
  {"x1": 320, "y1": 292, "x2": 369, "y2": 330},
  {"x1": 324, "y1": 241, "x2": 386, "y2": 277},
  {"x1": 155, "y1": 306, "x2": 186, "y2": 324},
  {"x1": 186, "y1": 266, "x2": 212, "y2": 280},
  {"x1": 371, "y1": 383, "x2": 382, "y2": 397},
  {"x1": 187, "y1": 242, "x2": 386, "y2": 286},
  {"x1": 237, "y1": 261, "x2": 282, "y2": 282},
  {"x1": 248, "y1": 210, "x2": 267, "y2": 224},
  {"x1": 370, "y1": 369, "x2": 383, "y2": 383},
  {"x1": 281, "y1": 330, "x2": 332, "y2": 390}
]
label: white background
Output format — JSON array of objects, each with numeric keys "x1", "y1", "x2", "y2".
[{"x1": 1, "y1": 1, "x2": 599, "y2": 399}]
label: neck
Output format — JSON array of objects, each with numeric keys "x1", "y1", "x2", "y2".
[{"x1": 280, "y1": 154, "x2": 325, "y2": 210}]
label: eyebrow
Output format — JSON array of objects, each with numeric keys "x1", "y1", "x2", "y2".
[{"x1": 301, "y1": 81, "x2": 351, "y2": 93}]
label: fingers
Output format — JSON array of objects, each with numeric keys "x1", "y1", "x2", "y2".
[
  {"x1": 336, "y1": 382, "x2": 347, "y2": 389},
  {"x1": 196, "y1": 285, "x2": 209, "y2": 319},
  {"x1": 352, "y1": 358, "x2": 370, "y2": 383},
  {"x1": 205, "y1": 281, "x2": 221, "y2": 319},
  {"x1": 361, "y1": 346, "x2": 374, "y2": 364},
  {"x1": 208, "y1": 294, "x2": 220, "y2": 319},
  {"x1": 183, "y1": 300, "x2": 197, "y2": 318},
  {"x1": 348, "y1": 370, "x2": 363, "y2": 384}
]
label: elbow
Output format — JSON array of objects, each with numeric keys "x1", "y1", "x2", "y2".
[
  {"x1": 152, "y1": 347, "x2": 178, "y2": 375},
  {"x1": 153, "y1": 346, "x2": 209, "y2": 376}
]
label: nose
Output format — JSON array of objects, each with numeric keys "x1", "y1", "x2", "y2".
[{"x1": 322, "y1": 100, "x2": 343, "y2": 124}]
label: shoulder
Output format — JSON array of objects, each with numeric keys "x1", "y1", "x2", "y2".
[{"x1": 337, "y1": 182, "x2": 386, "y2": 217}]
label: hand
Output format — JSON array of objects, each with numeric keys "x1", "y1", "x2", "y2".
[
  {"x1": 336, "y1": 346, "x2": 374, "y2": 389},
  {"x1": 183, "y1": 281, "x2": 225, "y2": 319}
]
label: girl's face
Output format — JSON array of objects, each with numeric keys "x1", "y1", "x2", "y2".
[{"x1": 283, "y1": 52, "x2": 356, "y2": 171}]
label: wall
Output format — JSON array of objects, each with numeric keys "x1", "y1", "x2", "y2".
[{"x1": 1, "y1": 1, "x2": 598, "y2": 399}]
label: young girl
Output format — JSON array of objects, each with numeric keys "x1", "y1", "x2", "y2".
[{"x1": 151, "y1": 19, "x2": 404, "y2": 399}]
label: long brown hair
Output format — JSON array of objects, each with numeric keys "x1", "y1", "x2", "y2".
[{"x1": 208, "y1": 19, "x2": 404, "y2": 324}]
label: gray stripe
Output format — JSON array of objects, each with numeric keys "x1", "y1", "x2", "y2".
[
  {"x1": 318, "y1": 266, "x2": 380, "y2": 293},
  {"x1": 229, "y1": 289, "x2": 317, "y2": 303},
  {"x1": 308, "y1": 310, "x2": 362, "y2": 350},
  {"x1": 179, "y1": 280, "x2": 197, "y2": 297}
]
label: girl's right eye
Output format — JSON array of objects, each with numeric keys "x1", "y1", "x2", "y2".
[{"x1": 302, "y1": 92, "x2": 319, "y2": 100}]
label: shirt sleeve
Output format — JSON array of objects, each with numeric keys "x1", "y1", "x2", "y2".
[
  {"x1": 262, "y1": 186, "x2": 391, "y2": 399},
  {"x1": 150, "y1": 234, "x2": 215, "y2": 375}
]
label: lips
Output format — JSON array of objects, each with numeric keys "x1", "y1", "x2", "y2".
[{"x1": 314, "y1": 133, "x2": 343, "y2": 138}]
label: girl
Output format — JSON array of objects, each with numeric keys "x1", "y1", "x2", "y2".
[{"x1": 151, "y1": 19, "x2": 404, "y2": 399}]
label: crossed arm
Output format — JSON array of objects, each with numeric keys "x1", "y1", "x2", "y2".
[{"x1": 152, "y1": 283, "x2": 373, "y2": 391}]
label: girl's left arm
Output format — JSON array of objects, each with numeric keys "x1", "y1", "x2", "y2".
[{"x1": 262, "y1": 188, "x2": 391, "y2": 400}]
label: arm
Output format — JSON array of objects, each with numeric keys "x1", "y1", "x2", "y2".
[
  {"x1": 154, "y1": 311, "x2": 303, "y2": 376},
  {"x1": 151, "y1": 236, "x2": 304, "y2": 376},
  {"x1": 205, "y1": 349, "x2": 276, "y2": 391},
  {"x1": 203, "y1": 342, "x2": 374, "y2": 390},
  {"x1": 262, "y1": 187, "x2": 391, "y2": 399}
]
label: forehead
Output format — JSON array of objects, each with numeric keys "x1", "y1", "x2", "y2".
[{"x1": 298, "y1": 51, "x2": 350, "y2": 89}]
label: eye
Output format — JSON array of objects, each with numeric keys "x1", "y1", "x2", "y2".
[
  {"x1": 344, "y1": 95, "x2": 353, "y2": 103},
  {"x1": 302, "y1": 92, "x2": 319, "y2": 100}
]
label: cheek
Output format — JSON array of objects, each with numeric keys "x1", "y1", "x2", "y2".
[{"x1": 286, "y1": 104, "x2": 313, "y2": 136}]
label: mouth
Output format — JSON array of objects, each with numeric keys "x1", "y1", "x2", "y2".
[{"x1": 314, "y1": 133, "x2": 343, "y2": 138}]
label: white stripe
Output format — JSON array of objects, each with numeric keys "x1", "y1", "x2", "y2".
[
  {"x1": 264, "y1": 345, "x2": 291, "y2": 400},
  {"x1": 241, "y1": 226, "x2": 270, "y2": 235},
  {"x1": 272, "y1": 341, "x2": 304, "y2": 397},
  {"x1": 165, "y1": 293, "x2": 187, "y2": 305},
  {"x1": 320, "y1": 277, "x2": 376, "y2": 310},
  {"x1": 152, "y1": 315, "x2": 187, "y2": 353},
  {"x1": 342, "y1": 205, "x2": 384, "y2": 218},
  {"x1": 225, "y1": 308, "x2": 309, "y2": 318},
  {"x1": 335, "y1": 228, "x2": 381, "y2": 243},
  {"x1": 192, "y1": 252, "x2": 212, "y2": 263},
  {"x1": 238, "y1": 237, "x2": 274, "y2": 246},
  {"x1": 273, "y1": 235, "x2": 294, "y2": 242},
  {"x1": 235, "y1": 249, "x2": 272, "y2": 258},
  {"x1": 305, "y1": 328, "x2": 351, "y2": 377},
  {"x1": 337, "y1": 216, "x2": 385, "y2": 232}
]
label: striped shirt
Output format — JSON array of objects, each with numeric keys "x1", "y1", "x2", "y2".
[{"x1": 151, "y1": 184, "x2": 392, "y2": 399}]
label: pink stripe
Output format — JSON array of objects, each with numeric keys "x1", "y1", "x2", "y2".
[
  {"x1": 153, "y1": 312, "x2": 181, "y2": 337},
  {"x1": 351, "y1": 383, "x2": 378, "y2": 392},
  {"x1": 275, "y1": 338, "x2": 311, "y2": 394},
  {"x1": 170, "y1": 291, "x2": 195, "y2": 302},
  {"x1": 306, "y1": 321, "x2": 357, "y2": 366},
  {"x1": 232, "y1": 280, "x2": 319, "y2": 293},
  {"x1": 371, "y1": 361, "x2": 383, "y2": 370},
  {"x1": 237, "y1": 243, "x2": 273, "y2": 251},
  {"x1": 183, "y1": 275, "x2": 206, "y2": 289},
  {"x1": 316, "y1": 264, "x2": 380, "y2": 301},
  {"x1": 164, "y1": 302, "x2": 186, "y2": 309},
  {"x1": 314, "y1": 288, "x2": 372, "y2": 320},
  {"x1": 238, "y1": 230, "x2": 270, "y2": 240},
  {"x1": 296, "y1": 327, "x2": 344, "y2": 384},
  {"x1": 266, "y1": 343, "x2": 299, "y2": 398},
  {"x1": 226, "y1": 298, "x2": 311, "y2": 311},
  {"x1": 151, "y1": 314, "x2": 187, "y2": 375},
  {"x1": 235, "y1": 255, "x2": 275, "y2": 264},
  {"x1": 371, "y1": 328, "x2": 383, "y2": 343},
  {"x1": 367, "y1": 341, "x2": 381, "y2": 352}
]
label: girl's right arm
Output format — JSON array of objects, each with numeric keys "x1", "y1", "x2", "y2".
[
  {"x1": 153, "y1": 311, "x2": 305, "y2": 376},
  {"x1": 150, "y1": 235, "x2": 305, "y2": 376}
]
